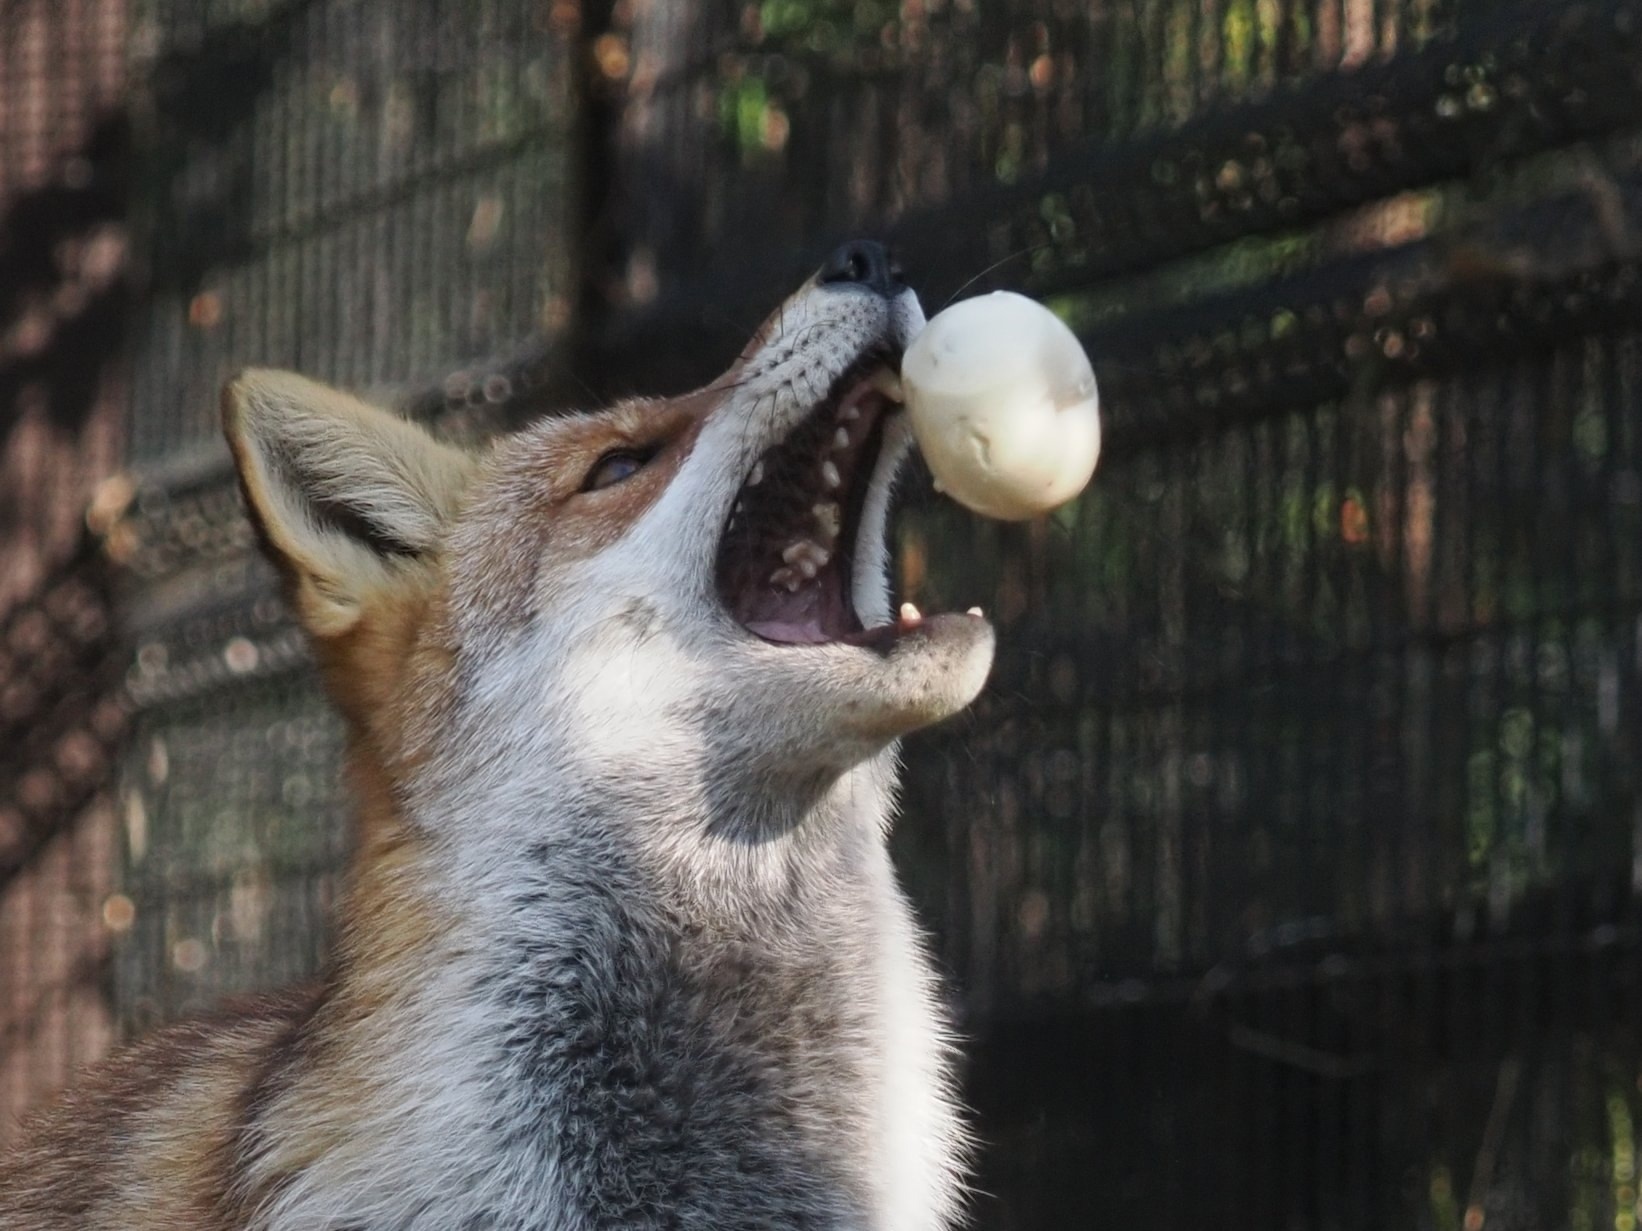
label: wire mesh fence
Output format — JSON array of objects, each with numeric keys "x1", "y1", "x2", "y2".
[
  {"x1": 4, "y1": 0, "x2": 1642, "y2": 1227},
  {"x1": 0, "y1": 0, "x2": 131, "y2": 1155}
]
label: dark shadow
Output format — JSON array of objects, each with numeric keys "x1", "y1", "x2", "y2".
[
  {"x1": 140, "y1": 1, "x2": 317, "y2": 292},
  {"x1": 0, "y1": 2, "x2": 312, "y2": 537},
  {"x1": 0, "y1": 114, "x2": 130, "y2": 448}
]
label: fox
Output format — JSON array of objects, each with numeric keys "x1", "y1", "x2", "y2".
[{"x1": 0, "y1": 240, "x2": 996, "y2": 1229}]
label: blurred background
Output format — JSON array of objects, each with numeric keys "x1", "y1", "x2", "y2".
[{"x1": 3, "y1": 0, "x2": 1642, "y2": 1226}]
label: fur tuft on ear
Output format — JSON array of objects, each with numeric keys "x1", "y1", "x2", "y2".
[{"x1": 222, "y1": 369, "x2": 477, "y2": 636}]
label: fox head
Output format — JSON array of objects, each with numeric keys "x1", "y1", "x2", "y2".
[{"x1": 223, "y1": 242, "x2": 994, "y2": 860}]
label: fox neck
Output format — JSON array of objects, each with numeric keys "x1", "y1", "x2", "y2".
[{"x1": 252, "y1": 737, "x2": 960, "y2": 1230}]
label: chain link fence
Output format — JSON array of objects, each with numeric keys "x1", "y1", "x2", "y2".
[{"x1": 4, "y1": 1, "x2": 1642, "y2": 1227}]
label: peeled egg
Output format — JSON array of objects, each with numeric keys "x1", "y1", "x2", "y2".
[{"x1": 901, "y1": 291, "x2": 1100, "y2": 521}]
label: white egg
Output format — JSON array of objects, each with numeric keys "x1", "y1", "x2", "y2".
[{"x1": 901, "y1": 291, "x2": 1100, "y2": 521}]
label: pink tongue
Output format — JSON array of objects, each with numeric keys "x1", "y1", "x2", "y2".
[{"x1": 746, "y1": 619, "x2": 830, "y2": 645}]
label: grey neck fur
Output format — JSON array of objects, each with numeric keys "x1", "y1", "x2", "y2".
[{"x1": 249, "y1": 752, "x2": 967, "y2": 1231}]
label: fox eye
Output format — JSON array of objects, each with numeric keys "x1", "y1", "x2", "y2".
[{"x1": 583, "y1": 449, "x2": 651, "y2": 492}]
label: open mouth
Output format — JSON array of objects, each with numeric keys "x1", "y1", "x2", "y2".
[{"x1": 715, "y1": 350, "x2": 906, "y2": 647}]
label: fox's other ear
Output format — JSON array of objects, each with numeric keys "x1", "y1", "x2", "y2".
[{"x1": 222, "y1": 369, "x2": 476, "y2": 636}]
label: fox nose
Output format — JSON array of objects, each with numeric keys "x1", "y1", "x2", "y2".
[{"x1": 818, "y1": 239, "x2": 905, "y2": 299}]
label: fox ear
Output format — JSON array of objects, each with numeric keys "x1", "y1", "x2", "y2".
[{"x1": 222, "y1": 369, "x2": 476, "y2": 636}]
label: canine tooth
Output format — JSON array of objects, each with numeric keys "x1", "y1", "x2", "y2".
[
  {"x1": 820, "y1": 459, "x2": 841, "y2": 490},
  {"x1": 749, "y1": 462, "x2": 765, "y2": 486},
  {"x1": 870, "y1": 368, "x2": 906, "y2": 402},
  {"x1": 812, "y1": 502, "x2": 841, "y2": 540},
  {"x1": 967, "y1": 606, "x2": 984, "y2": 617},
  {"x1": 900, "y1": 602, "x2": 922, "y2": 624},
  {"x1": 839, "y1": 404, "x2": 860, "y2": 422},
  {"x1": 833, "y1": 428, "x2": 851, "y2": 450}
]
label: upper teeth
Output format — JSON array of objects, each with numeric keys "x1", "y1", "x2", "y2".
[
  {"x1": 812, "y1": 502, "x2": 841, "y2": 539},
  {"x1": 782, "y1": 540, "x2": 829, "y2": 566},
  {"x1": 749, "y1": 365, "x2": 907, "y2": 597}
]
